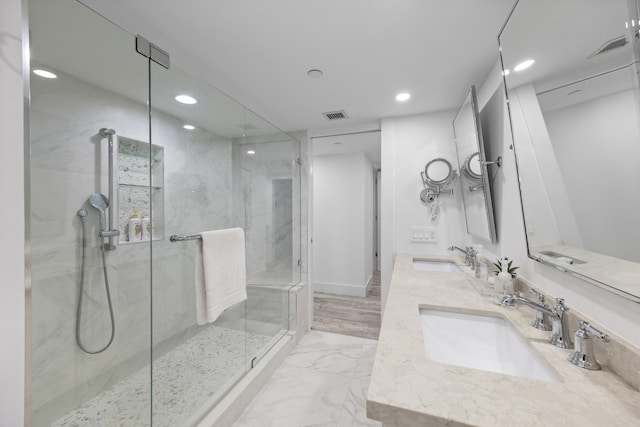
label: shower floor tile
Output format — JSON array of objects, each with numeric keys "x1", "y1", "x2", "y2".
[
  {"x1": 50, "y1": 325, "x2": 275, "y2": 427},
  {"x1": 234, "y1": 331, "x2": 381, "y2": 427}
]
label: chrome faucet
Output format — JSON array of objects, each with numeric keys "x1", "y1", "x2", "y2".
[
  {"x1": 529, "y1": 289, "x2": 551, "y2": 331},
  {"x1": 448, "y1": 246, "x2": 475, "y2": 268},
  {"x1": 568, "y1": 321, "x2": 609, "y2": 370},
  {"x1": 501, "y1": 294, "x2": 573, "y2": 349}
]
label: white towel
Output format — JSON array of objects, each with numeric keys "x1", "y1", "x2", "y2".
[{"x1": 195, "y1": 228, "x2": 247, "y2": 325}]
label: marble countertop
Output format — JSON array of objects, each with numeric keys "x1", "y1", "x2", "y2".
[
  {"x1": 366, "y1": 253, "x2": 640, "y2": 427},
  {"x1": 533, "y1": 244, "x2": 640, "y2": 301}
]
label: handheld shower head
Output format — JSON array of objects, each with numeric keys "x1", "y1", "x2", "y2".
[{"x1": 88, "y1": 193, "x2": 109, "y2": 231}]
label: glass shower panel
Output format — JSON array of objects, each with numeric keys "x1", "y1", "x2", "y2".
[
  {"x1": 148, "y1": 60, "x2": 250, "y2": 425},
  {"x1": 29, "y1": 0, "x2": 152, "y2": 425},
  {"x1": 235, "y1": 109, "x2": 301, "y2": 366}
]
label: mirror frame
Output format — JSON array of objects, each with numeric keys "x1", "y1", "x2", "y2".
[
  {"x1": 424, "y1": 158, "x2": 455, "y2": 187},
  {"x1": 453, "y1": 85, "x2": 498, "y2": 243},
  {"x1": 498, "y1": 0, "x2": 640, "y2": 304}
]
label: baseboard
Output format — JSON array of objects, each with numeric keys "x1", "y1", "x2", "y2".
[
  {"x1": 364, "y1": 272, "x2": 374, "y2": 296},
  {"x1": 314, "y1": 281, "x2": 367, "y2": 297}
]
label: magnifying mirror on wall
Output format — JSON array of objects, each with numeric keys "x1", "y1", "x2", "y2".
[
  {"x1": 419, "y1": 158, "x2": 456, "y2": 218},
  {"x1": 423, "y1": 158, "x2": 455, "y2": 187}
]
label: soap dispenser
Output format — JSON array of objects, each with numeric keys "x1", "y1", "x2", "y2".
[{"x1": 128, "y1": 210, "x2": 142, "y2": 241}]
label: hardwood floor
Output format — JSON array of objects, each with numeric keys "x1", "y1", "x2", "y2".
[{"x1": 312, "y1": 271, "x2": 381, "y2": 340}]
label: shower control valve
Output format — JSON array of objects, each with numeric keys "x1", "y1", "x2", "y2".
[{"x1": 99, "y1": 229, "x2": 121, "y2": 238}]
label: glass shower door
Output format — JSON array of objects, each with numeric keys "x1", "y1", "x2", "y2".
[
  {"x1": 29, "y1": 0, "x2": 153, "y2": 425},
  {"x1": 148, "y1": 58, "x2": 250, "y2": 425}
]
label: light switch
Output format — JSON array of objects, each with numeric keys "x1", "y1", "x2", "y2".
[{"x1": 410, "y1": 226, "x2": 438, "y2": 243}]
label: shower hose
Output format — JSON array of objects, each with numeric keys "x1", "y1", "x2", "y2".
[{"x1": 76, "y1": 209, "x2": 116, "y2": 354}]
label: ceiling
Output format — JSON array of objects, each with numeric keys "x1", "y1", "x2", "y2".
[
  {"x1": 76, "y1": 0, "x2": 515, "y2": 134},
  {"x1": 500, "y1": 0, "x2": 635, "y2": 113},
  {"x1": 30, "y1": 0, "x2": 287, "y2": 140}
]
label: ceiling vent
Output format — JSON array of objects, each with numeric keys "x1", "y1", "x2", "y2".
[
  {"x1": 590, "y1": 36, "x2": 628, "y2": 57},
  {"x1": 322, "y1": 110, "x2": 349, "y2": 121}
]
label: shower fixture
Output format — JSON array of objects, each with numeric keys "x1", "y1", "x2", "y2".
[
  {"x1": 89, "y1": 192, "x2": 108, "y2": 231},
  {"x1": 98, "y1": 128, "x2": 120, "y2": 249},
  {"x1": 76, "y1": 200, "x2": 116, "y2": 354},
  {"x1": 72, "y1": 126, "x2": 121, "y2": 354}
]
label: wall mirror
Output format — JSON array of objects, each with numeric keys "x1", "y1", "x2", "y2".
[
  {"x1": 500, "y1": 0, "x2": 640, "y2": 303},
  {"x1": 453, "y1": 86, "x2": 498, "y2": 243}
]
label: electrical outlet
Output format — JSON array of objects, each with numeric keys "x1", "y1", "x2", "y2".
[{"x1": 410, "y1": 226, "x2": 438, "y2": 243}]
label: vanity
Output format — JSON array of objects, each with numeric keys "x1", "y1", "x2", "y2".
[{"x1": 366, "y1": 254, "x2": 640, "y2": 427}]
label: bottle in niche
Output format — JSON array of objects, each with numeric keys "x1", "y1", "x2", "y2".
[
  {"x1": 141, "y1": 213, "x2": 152, "y2": 241},
  {"x1": 128, "y1": 210, "x2": 142, "y2": 241}
]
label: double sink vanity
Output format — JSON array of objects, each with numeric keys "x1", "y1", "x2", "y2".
[{"x1": 366, "y1": 254, "x2": 640, "y2": 427}]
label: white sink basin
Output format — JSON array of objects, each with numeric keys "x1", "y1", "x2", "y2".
[
  {"x1": 420, "y1": 308, "x2": 562, "y2": 383},
  {"x1": 413, "y1": 259, "x2": 462, "y2": 272}
]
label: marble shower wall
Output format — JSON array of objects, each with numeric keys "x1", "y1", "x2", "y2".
[
  {"x1": 232, "y1": 137, "x2": 302, "y2": 285},
  {"x1": 29, "y1": 67, "x2": 232, "y2": 425},
  {"x1": 289, "y1": 130, "x2": 309, "y2": 282}
]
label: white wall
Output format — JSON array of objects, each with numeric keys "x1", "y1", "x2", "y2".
[
  {"x1": 477, "y1": 70, "x2": 640, "y2": 348},
  {"x1": 544, "y1": 88, "x2": 640, "y2": 261},
  {"x1": 313, "y1": 152, "x2": 374, "y2": 296},
  {"x1": 508, "y1": 84, "x2": 583, "y2": 249},
  {"x1": 0, "y1": 0, "x2": 25, "y2": 425},
  {"x1": 380, "y1": 112, "x2": 466, "y2": 313}
]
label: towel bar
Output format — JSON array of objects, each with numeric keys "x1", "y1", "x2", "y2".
[{"x1": 169, "y1": 234, "x2": 202, "y2": 242}]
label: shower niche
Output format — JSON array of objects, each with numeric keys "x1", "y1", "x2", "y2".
[{"x1": 117, "y1": 136, "x2": 164, "y2": 243}]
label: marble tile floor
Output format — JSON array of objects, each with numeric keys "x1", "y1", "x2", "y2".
[
  {"x1": 234, "y1": 330, "x2": 381, "y2": 427},
  {"x1": 49, "y1": 325, "x2": 276, "y2": 427}
]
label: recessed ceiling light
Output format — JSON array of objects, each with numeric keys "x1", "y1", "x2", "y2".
[
  {"x1": 503, "y1": 69, "x2": 511, "y2": 76},
  {"x1": 307, "y1": 69, "x2": 323, "y2": 79},
  {"x1": 175, "y1": 94, "x2": 197, "y2": 104},
  {"x1": 33, "y1": 69, "x2": 57, "y2": 79},
  {"x1": 514, "y1": 59, "x2": 535, "y2": 72},
  {"x1": 183, "y1": 124, "x2": 195, "y2": 130},
  {"x1": 395, "y1": 92, "x2": 411, "y2": 102},
  {"x1": 247, "y1": 150, "x2": 256, "y2": 155}
]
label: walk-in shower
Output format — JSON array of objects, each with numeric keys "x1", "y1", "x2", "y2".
[{"x1": 28, "y1": 0, "x2": 303, "y2": 425}]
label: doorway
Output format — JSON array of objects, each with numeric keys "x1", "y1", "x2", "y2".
[{"x1": 310, "y1": 130, "x2": 381, "y2": 339}]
